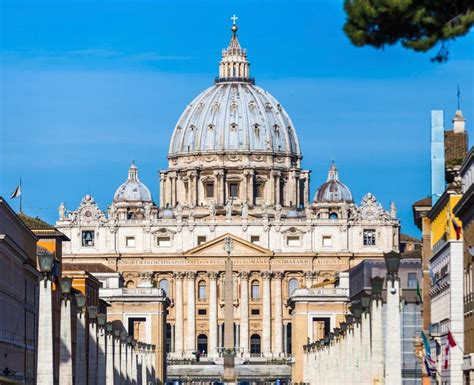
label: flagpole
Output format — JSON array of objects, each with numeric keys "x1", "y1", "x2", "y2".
[{"x1": 19, "y1": 178, "x2": 23, "y2": 213}]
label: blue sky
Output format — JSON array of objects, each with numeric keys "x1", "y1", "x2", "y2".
[{"x1": 1, "y1": 0, "x2": 473, "y2": 237}]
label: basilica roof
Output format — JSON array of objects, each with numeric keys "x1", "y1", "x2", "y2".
[
  {"x1": 314, "y1": 162, "x2": 353, "y2": 203},
  {"x1": 168, "y1": 23, "x2": 300, "y2": 158},
  {"x1": 113, "y1": 162, "x2": 152, "y2": 203}
]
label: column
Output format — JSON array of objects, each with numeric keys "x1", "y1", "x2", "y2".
[
  {"x1": 385, "y1": 278, "x2": 402, "y2": 385},
  {"x1": 88, "y1": 322, "x2": 98, "y2": 385},
  {"x1": 361, "y1": 312, "x2": 372, "y2": 385},
  {"x1": 141, "y1": 347, "x2": 147, "y2": 385},
  {"x1": 186, "y1": 271, "x2": 197, "y2": 354},
  {"x1": 37, "y1": 280, "x2": 54, "y2": 385},
  {"x1": 240, "y1": 272, "x2": 250, "y2": 355},
  {"x1": 208, "y1": 272, "x2": 219, "y2": 357},
  {"x1": 75, "y1": 310, "x2": 87, "y2": 385},
  {"x1": 273, "y1": 272, "x2": 283, "y2": 356},
  {"x1": 120, "y1": 339, "x2": 127, "y2": 385},
  {"x1": 261, "y1": 271, "x2": 272, "y2": 356},
  {"x1": 215, "y1": 171, "x2": 224, "y2": 206},
  {"x1": 174, "y1": 273, "x2": 185, "y2": 355},
  {"x1": 371, "y1": 296, "x2": 384, "y2": 384},
  {"x1": 127, "y1": 344, "x2": 132, "y2": 385},
  {"x1": 159, "y1": 173, "x2": 165, "y2": 208},
  {"x1": 59, "y1": 298, "x2": 73, "y2": 385},
  {"x1": 275, "y1": 172, "x2": 281, "y2": 205},
  {"x1": 113, "y1": 334, "x2": 121, "y2": 385},
  {"x1": 105, "y1": 332, "x2": 114, "y2": 385},
  {"x1": 131, "y1": 346, "x2": 137, "y2": 385},
  {"x1": 171, "y1": 173, "x2": 176, "y2": 206},
  {"x1": 247, "y1": 171, "x2": 254, "y2": 204},
  {"x1": 97, "y1": 327, "x2": 106, "y2": 385}
]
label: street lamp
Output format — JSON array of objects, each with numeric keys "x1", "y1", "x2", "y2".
[
  {"x1": 370, "y1": 276, "x2": 384, "y2": 298},
  {"x1": 334, "y1": 328, "x2": 340, "y2": 337},
  {"x1": 345, "y1": 314, "x2": 354, "y2": 325},
  {"x1": 88, "y1": 306, "x2": 98, "y2": 321},
  {"x1": 360, "y1": 292, "x2": 371, "y2": 312},
  {"x1": 97, "y1": 313, "x2": 106, "y2": 328},
  {"x1": 37, "y1": 250, "x2": 55, "y2": 287},
  {"x1": 340, "y1": 322, "x2": 347, "y2": 333},
  {"x1": 60, "y1": 277, "x2": 73, "y2": 298},
  {"x1": 350, "y1": 300, "x2": 363, "y2": 321},
  {"x1": 384, "y1": 251, "x2": 401, "y2": 280},
  {"x1": 75, "y1": 293, "x2": 87, "y2": 311},
  {"x1": 105, "y1": 322, "x2": 113, "y2": 334}
]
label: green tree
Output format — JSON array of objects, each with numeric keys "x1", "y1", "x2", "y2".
[{"x1": 343, "y1": 0, "x2": 474, "y2": 62}]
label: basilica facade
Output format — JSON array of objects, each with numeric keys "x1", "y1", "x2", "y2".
[{"x1": 56, "y1": 22, "x2": 400, "y2": 384}]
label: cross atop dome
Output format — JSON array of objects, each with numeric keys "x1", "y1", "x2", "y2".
[
  {"x1": 216, "y1": 16, "x2": 254, "y2": 84},
  {"x1": 327, "y1": 161, "x2": 339, "y2": 181}
]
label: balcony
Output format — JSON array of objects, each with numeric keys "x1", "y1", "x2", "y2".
[{"x1": 214, "y1": 76, "x2": 255, "y2": 85}]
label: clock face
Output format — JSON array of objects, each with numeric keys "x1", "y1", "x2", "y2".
[{"x1": 85, "y1": 210, "x2": 92, "y2": 218}]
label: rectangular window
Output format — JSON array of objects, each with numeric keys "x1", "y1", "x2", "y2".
[
  {"x1": 229, "y1": 183, "x2": 239, "y2": 198},
  {"x1": 250, "y1": 235, "x2": 260, "y2": 245},
  {"x1": 198, "y1": 309, "x2": 207, "y2": 316},
  {"x1": 322, "y1": 236, "x2": 332, "y2": 247},
  {"x1": 407, "y1": 272, "x2": 417, "y2": 288},
  {"x1": 251, "y1": 308, "x2": 260, "y2": 316},
  {"x1": 197, "y1": 236, "x2": 207, "y2": 246},
  {"x1": 205, "y1": 183, "x2": 214, "y2": 198},
  {"x1": 286, "y1": 236, "x2": 300, "y2": 247},
  {"x1": 255, "y1": 182, "x2": 264, "y2": 198},
  {"x1": 126, "y1": 236, "x2": 135, "y2": 247},
  {"x1": 82, "y1": 230, "x2": 95, "y2": 247},
  {"x1": 363, "y1": 229, "x2": 376, "y2": 246},
  {"x1": 157, "y1": 236, "x2": 171, "y2": 247}
]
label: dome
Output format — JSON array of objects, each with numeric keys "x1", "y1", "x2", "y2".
[
  {"x1": 160, "y1": 209, "x2": 175, "y2": 219},
  {"x1": 114, "y1": 162, "x2": 152, "y2": 203},
  {"x1": 168, "y1": 24, "x2": 300, "y2": 157},
  {"x1": 314, "y1": 162, "x2": 353, "y2": 203}
]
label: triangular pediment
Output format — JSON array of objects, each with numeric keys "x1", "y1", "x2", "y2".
[{"x1": 184, "y1": 233, "x2": 273, "y2": 257}]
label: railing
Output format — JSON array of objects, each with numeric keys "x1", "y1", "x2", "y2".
[{"x1": 214, "y1": 76, "x2": 255, "y2": 85}]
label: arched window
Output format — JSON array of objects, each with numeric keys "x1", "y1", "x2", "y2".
[
  {"x1": 288, "y1": 278, "x2": 299, "y2": 297},
  {"x1": 159, "y1": 279, "x2": 169, "y2": 295},
  {"x1": 197, "y1": 334, "x2": 208, "y2": 355},
  {"x1": 251, "y1": 280, "x2": 260, "y2": 300},
  {"x1": 198, "y1": 280, "x2": 207, "y2": 300},
  {"x1": 329, "y1": 212, "x2": 338, "y2": 220},
  {"x1": 126, "y1": 280, "x2": 135, "y2": 289},
  {"x1": 250, "y1": 334, "x2": 261, "y2": 354}
]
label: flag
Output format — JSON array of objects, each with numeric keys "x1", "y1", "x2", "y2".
[
  {"x1": 451, "y1": 217, "x2": 462, "y2": 240},
  {"x1": 424, "y1": 357, "x2": 436, "y2": 376},
  {"x1": 435, "y1": 339, "x2": 441, "y2": 358},
  {"x1": 10, "y1": 184, "x2": 21, "y2": 199},
  {"x1": 447, "y1": 330, "x2": 457, "y2": 348},
  {"x1": 416, "y1": 280, "x2": 423, "y2": 304},
  {"x1": 421, "y1": 331, "x2": 431, "y2": 360},
  {"x1": 444, "y1": 344, "x2": 450, "y2": 369}
]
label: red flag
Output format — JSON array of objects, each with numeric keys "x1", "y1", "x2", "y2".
[
  {"x1": 447, "y1": 330, "x2": 457, "y2": 348},
  {"x1": 444, "y1": 345, "x2": 450, "y2": 369},
  {"x1": 451, "y1": 218, "x2": 462, "y2": 240}
]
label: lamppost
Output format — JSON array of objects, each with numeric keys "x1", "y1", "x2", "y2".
[
  {"x1": 97, "y1": 313, "x2": 107, "y2": 385},
  {"x1": 222, "y1": 236, "x2": 236, "y2": 384},
  {"x1": 371, "y1": 276, "x2": 385, "y2": 384},
  {"x1": 75, "y1": 293, "x2": 87, "y2": 385},
  {"x1": 36, "y1": 249, "x2": 55, "y2": 385},
  {"x1": 105, "y1": 322, "x2": 114, "y2": 385},
  {"x1": 384, "y1": 251, "x2": 402, "y2": 385},
  {"x1": 59, "y1": 277, "x2": 73, "y2": 385},
  {"x1": 88, "y1": 306, "x2": 98, "y2": 385}
]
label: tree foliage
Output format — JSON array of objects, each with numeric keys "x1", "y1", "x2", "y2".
[{"x1": 343, "y1": 0, "x2": 474, "y2": 62}]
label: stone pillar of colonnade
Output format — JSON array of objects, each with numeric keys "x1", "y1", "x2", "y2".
[
  {"x1": 239, "y1": 272, "x2": 250, "y2": 356},
  {"x1": 105, "y1": 331, "x2": 114, "y2": 385},
  {"x1": 59, "y1": 299, "x2": 73, "y2": 385},
  {"x1": 371, "y1": 296, "x2": 384, "y2": 384},
  {"x1": 346, "y1": 325, "x2": 354, "y2": 383},
  {"x1": 339, "y1": 332, "x2": 347, "y2": 384},
  {"x1": 186, "y1": 272, "x2": 197, "y2": 355},
  {"x1": 261, "y1": 271, "x2": 272, "y2": 356},
  {"x1": 208, "y1": 271, "x2": 219, "y2": 357},
  {"x1": 113, "y1": 334, "x2": 121, "y2": 385},
  {"x1": 97, "y1": 327, "x2": 106, "y2": 385},
  {"x1": 75, "y1": 309, "x2": 87, "y2": 385},
  {"x1": 88, "y1": 322, "x2": 98, "y2": 385},
  {"x1": 120, "y1": 338, "x2": 127, "y2": 385},
  {"x1": 353, "y1": 321, "x2": 362, "y2": 384},
  {"x1": 385, "y1": 278, "x2": 402, "y2": 385},
  {"x1": 361, "y1": 312, "x2": 372, "y2": 384}
]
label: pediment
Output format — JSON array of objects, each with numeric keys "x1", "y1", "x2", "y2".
[{"x1": 184, "y1": 233, "x2": 273, "y2": 257}]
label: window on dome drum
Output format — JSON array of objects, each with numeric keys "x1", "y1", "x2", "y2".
[
  {"x1": 125, "y1": 236, "x2": 135, "y2": 247},
  {"x1": 407, "y1": 272, "x2": 418, "y2": 288},
  {"x1": 250, "y1": 334, "x2": 261, "y2": 354},
  {"x1": 250, "y1": 235, "x2": 260, "y2": 245},
  {"x1": 229, "y1": 183, "x2": 239, "y2": 198},
  {"x1": 251, "y1": 280, "x2": 260, "y2": 300},
  {"x1": 159, "y1": 279, "x2": 169, "y2": 295},
  {"x1": 157, "y1": 236, "x2": 171, "y2": 247},
  {"x1": 288, "y1": 278, "x2": 299, "y2": 296},
  {"x1": 329, "y1": 212, "x2": 338, "y2": 220},
  {"x1": 205, "y1": 183, "x2": 214, "y2": 198},
  {"x1": 198, "y1": 281, "x2": 207, "y2": 300},
  {"x1": 197, "y1": 236, "x2": 207, "y2": 246},
  {"x1": 322, "y1": 236, "x2": 332, "y2": 247},
  {"x1": 363, "y1": 229, "x2": 376, "y2": 246},
  {"x1": 286, "y1": 235, "x2": 300, "y2": 247},
  {"x1": 251, "y1": 308, "x2": 260, "y2": 316},
  {"x1": 82, "y1": 230, "x2": 95, "y2": 247},
  {"x1": 255, "y1": 182, "x2": 265, "y2": 199}
]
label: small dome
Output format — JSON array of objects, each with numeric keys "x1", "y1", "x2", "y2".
[
  {"x1": 160, "y1": 209, "x2": 175, "y2": 219},
  {"x1": 314, "y1": 162, "x2": 353, "y2": 203},
  {"x1": 113, "y1": 162, "x2": 152, "y2": 203}
]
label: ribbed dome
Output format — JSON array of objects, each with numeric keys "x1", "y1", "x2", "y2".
[
  {"x1": 168, "y1": 24, "x2": 300, "y2": 158},
  {"x1": 314, "y1": 162, "x2": 353, "y2": 203},
  {"x1": 113, "y1": 162, "x2": 152, "y2": 203}
]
